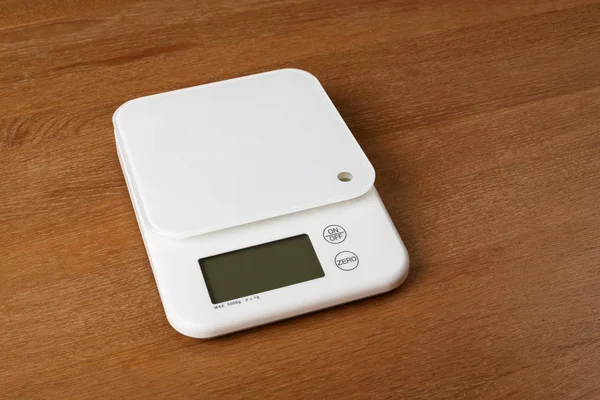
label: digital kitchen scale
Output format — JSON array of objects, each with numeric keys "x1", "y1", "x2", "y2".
[{"x1": 113, "y1": 69, "x2": 409, "y2": 338}]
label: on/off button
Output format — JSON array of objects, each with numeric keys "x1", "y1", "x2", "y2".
[{"x1": 323, "y1": 225, "x2": 347, "y2": 244}]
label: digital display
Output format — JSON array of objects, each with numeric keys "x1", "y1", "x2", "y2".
[{"x1": 199, "y1": 234, "x2": 324, "y2": 304}]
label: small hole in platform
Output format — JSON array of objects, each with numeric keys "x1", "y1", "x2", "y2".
[{"x1": 337, "y1": 172, "x2": 353, "y2": 182}]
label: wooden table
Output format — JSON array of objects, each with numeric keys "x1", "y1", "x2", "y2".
[{"x1": 2, "y1": 1, "x2": 599, "y2": 398}]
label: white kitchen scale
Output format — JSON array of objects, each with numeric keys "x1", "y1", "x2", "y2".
[{"x1": 113, "y1": 69, "x2": 409, "y2": 338}]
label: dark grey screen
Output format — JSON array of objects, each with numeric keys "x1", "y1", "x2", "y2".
[{"x1": 199, "y1": 234, "x2": 324, "y2": 304}]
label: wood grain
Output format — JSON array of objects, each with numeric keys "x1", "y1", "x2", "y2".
[{"x1": 1, "y1": 1, "x2": 600, "y2": 398}]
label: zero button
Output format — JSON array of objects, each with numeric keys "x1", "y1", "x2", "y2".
[{"x1": 335, "y1": 251, "x2": 359, "y2": 271}]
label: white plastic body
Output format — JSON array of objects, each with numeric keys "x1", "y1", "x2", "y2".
[
  {"x1": 113, "y1": 68, "x2": 409, "y2": 338},
  {"x1": 119, "y1": 134, "x2": 408, "y2": 338}
]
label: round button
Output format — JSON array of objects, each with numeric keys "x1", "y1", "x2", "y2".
[
  {"x1": 323, "y1": 225, "x2": 347, "y2": 244},
  {"x1": 335, "y1": 251, "x2": 359, "y2": 271}
]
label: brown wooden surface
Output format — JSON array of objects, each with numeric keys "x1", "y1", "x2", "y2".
[{"x1": 2, "y1": 1, "x2": 600, "y2": 398}]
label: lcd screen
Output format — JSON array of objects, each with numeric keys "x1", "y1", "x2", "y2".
[{"x1": 199, "y1": 234, "x2": 324, "y2": 304}]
